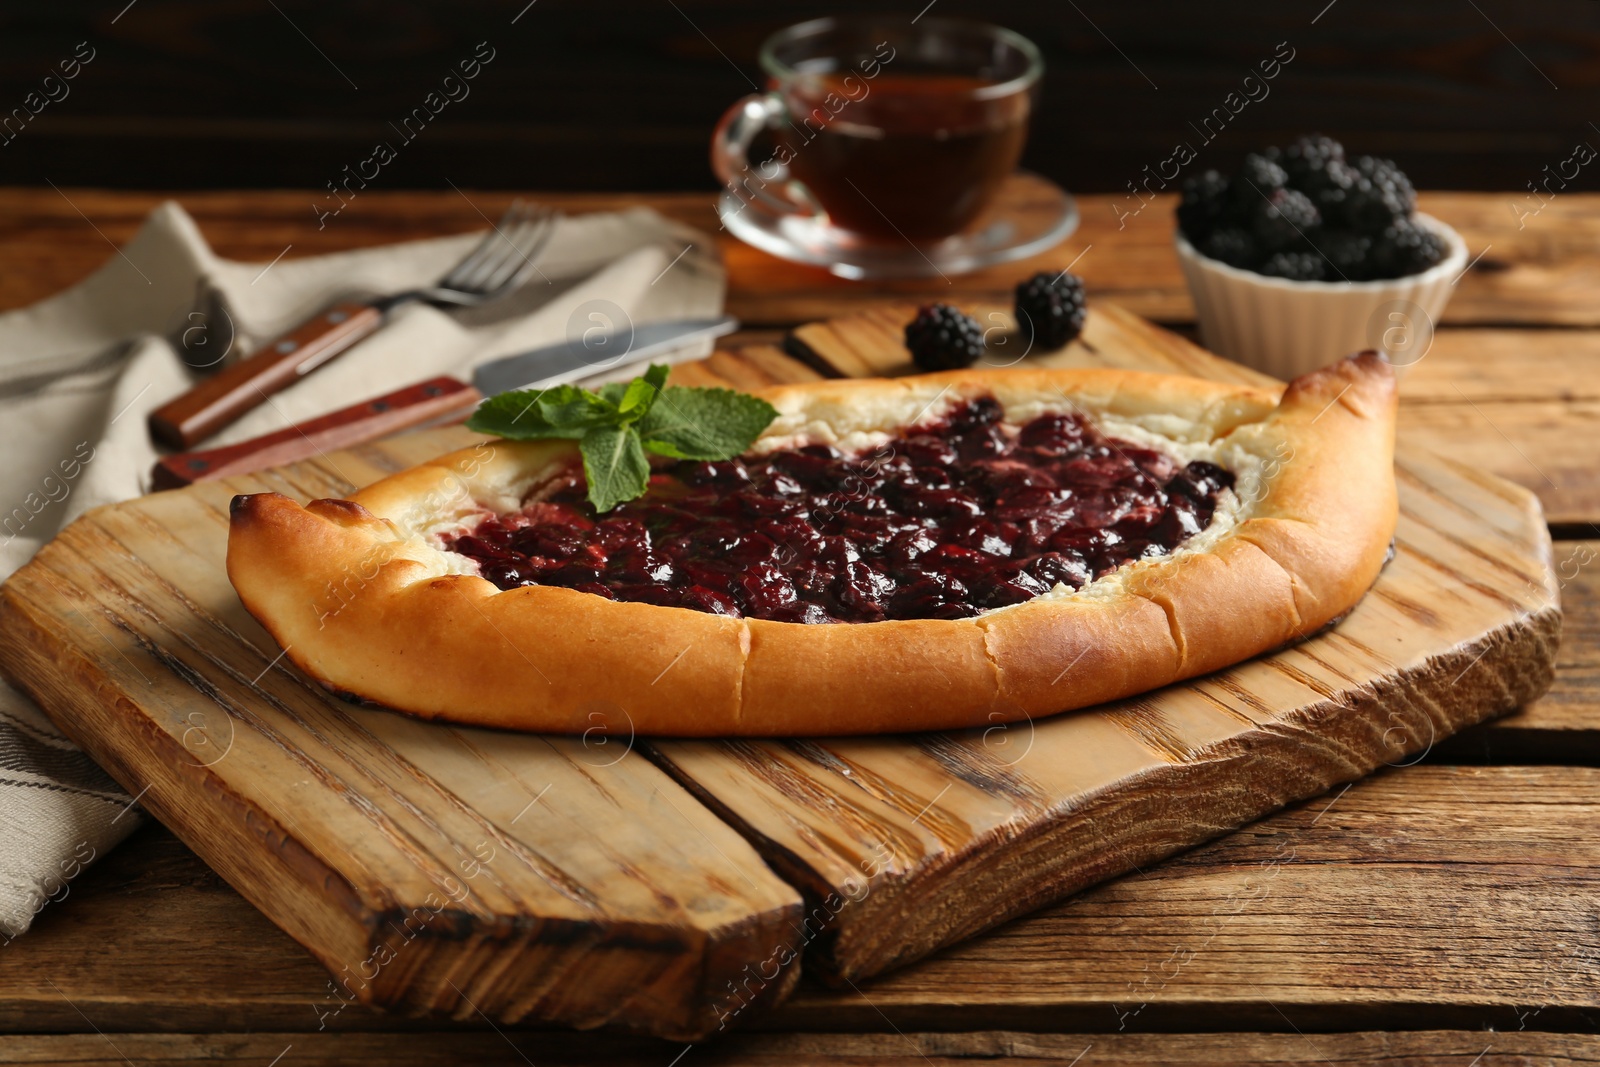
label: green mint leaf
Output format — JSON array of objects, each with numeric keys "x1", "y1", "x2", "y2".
[
  {"x1": 641, "y1": 362, "x2": 671, "y2": 394},
  {"x1": 579, "y1": 425, "x2": 650, "y2": 513},
  {"x1": 467, "y1": 386, "x2": 618, "y2": 440},
  {"x1": 617, "y1": 377, "x2": 656, "y2": 417},
  {"x1": 598, "y1": 381, "x2": 629, "y2": 408},
  {"x1": 638, "y1": 386, "x2": 778, "y2": 461},
  {"x1": 616, "y1": 364, "x2": 672, "y2": 422},
  {"x1": 540, "y1": 387, "x2": 620, "y2": 430}
]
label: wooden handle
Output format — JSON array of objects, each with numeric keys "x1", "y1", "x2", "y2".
[
  {"x1": 147, "y1": 301, "x2": 385, "y2": 449},
  {"x1": 150, "y1": 376, "x2": 479, "y2": 491}
]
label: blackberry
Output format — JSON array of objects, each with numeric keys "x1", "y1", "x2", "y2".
[
  {"x1": 1343, "y1": 156, "x2": 1416, "y2": 234},
  {"x1": 1200, "y1": 227, "x2": 1260, "y2": 269},
  {"x1": 1260, "y1": 251, "x2": 1327, "y2": 282},
  {"x1": 1014, "y1": 271, "x2": 1088, "y2": 349},
  {"x1": 1370, "y1": 219, "x2": 1447, "y2": 279},
  {"x1": 1412, "y1": 227, "x2": 1448, "y2": 273},
  {"x1": 1175, "y1": 169, "x2": 1231, "y2": 243},
  {"x1": 904, "y1": 303, "x2": 985, "y2": 370},
  {"x1": 1281, "y1": 134, "x2": 1346, "y2": 184},
  {"x1": 1318, "y1": 229, "x2": 1373, "y2": 281},
  {"x1": 1300, "y1": 157, "x2": 1359, "y2": 213},
  {"x1": 1355, "y1": 156, "x2": 1417, "y2": 215},
  {"x1": 1229, "y1": 153, "x2": 1288, "y2": 213},
  {"x1": 1341, "y1": 177, "x2": 1396, "y2": 234},
  {"x1": 1250, "y1": 188, "x2": 1321, "y2": 252}
]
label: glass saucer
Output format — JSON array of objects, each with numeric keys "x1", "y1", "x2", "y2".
[{"x1": 718, "y1": 171, "x2": 1079, "y2": 281}]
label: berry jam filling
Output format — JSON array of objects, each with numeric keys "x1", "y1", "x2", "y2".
[{"x1": 445, "y1": 398, "x2": 1234, "y2": 624}]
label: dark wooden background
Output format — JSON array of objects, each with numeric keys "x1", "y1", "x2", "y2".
[{"x1": 1, "y1": 0, "x2": 1597, "y2": 193}]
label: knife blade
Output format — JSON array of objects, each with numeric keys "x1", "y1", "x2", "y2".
[{"x1": 471, "y1": 315, "x2": 738, "y2": 396}]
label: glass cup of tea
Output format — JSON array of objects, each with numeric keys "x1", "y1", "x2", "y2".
[{"x1": 713, "y1": 16, "x2": 1043, "y2": 245}]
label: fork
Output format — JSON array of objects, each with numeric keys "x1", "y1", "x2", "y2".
[{"x1": 147, "y1": 200, "x2": 560, "y2": 450}]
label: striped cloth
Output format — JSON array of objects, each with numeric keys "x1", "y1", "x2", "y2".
[
  {"x1": 0, "y1": 201, "x2": 724, "y2": 938},
  {"x1": 0, "y1": 688, "x2": 133, "y2": 938}
]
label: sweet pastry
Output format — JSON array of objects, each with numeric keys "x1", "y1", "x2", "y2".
[{"x1": 227, "y1": 354, "x2": 1397, "y2": 736}]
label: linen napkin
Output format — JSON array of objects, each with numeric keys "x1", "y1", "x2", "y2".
[{"x1": 0, "y1": 201, "x2": 726, "y2": 938}]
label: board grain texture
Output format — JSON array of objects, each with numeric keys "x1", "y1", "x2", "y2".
[
  {"x1": 2, "y1": 1030, "x2": 1598, "y2": 1067},
  {"x1": 8, "y1": 764, "x2": 1598, "y2": 1037},
  {"x1": 0, "y1": 305, "x2": 1561, "y2": 1039}
]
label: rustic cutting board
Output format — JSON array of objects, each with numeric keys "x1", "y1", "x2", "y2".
[{"x1": 0, "y1": 305, "x2": 1559, "y2": 1040}]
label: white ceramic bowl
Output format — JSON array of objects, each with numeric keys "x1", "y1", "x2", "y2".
[{"x1": 1174, "y1": 212, "x2": 1468, "y2": 380}]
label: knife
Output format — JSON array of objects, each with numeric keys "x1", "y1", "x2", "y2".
[
  {"x1": 150, "y1": 376, "x2": 481, "y2": 491},
  {"x1": 152, "y1": 316, "x2": 740, "y2": 489},
  {"x1": 470, "y1": 315, "x2": 738, "y2": 396}
]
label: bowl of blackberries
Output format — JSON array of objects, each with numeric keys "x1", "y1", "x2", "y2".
[{"x1": 1174, "y1": 135, "x2": 1466, "y2": 379}]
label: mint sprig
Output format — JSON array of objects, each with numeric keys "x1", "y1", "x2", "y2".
[{"x1": 466, "y1": 364, "x2": 780, "y2": 512}]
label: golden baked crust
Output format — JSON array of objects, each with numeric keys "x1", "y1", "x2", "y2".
[{"x1": 226, "y1": 356, "x2": 1397, "y2": 736}]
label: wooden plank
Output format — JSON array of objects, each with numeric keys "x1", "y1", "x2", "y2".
[
  {"x1": 0, "y1": 437, "x2": 805, "y2": 1043},
  {"x1": 1402, "y1": 328, "x2": 1600, "y2": 405},
  {"x1": 6, "y1": 190, "x2": 1600, "y2": 329},
  {"x1": 1455, "y1": 540, "x2": 1600, "y2": 762},
  {"x1": 1373, "y1": 329, "x2": 1600, "y2": 529},
  {"x1": 8, "y1": 768, "x2": 1599, "y2": 1038},
  {"x1": 1399, "y1": 405, "x2": 1600, "y2": 530},
  {"x1": 789, "y1": 301, "x2": 1276, "y2": 386},
  {"x1": 770, "y1": 765, "x2": 1600, "y2": 1034},
  {"x1": 793, "y1": 311, "x2": 1600, "y2": 410},
  {"x1": 1408, "y1": 193, "x2": 1600, "y2": 327},
  {"x1": 1, "y1": 1030, "x2": 1597, "y2": 1066},
  {"x1": 4, "y1": 187, "x2": 1066, "y2": 323},
  {"x1": 670, "y1": 343, "x2": 824, "y2": 390},
  {"x1": 725, "y1": 190, "x2": 1600, "y2": 328},
  {"x1": 0, "y1": 825, "x2": 359, "y2": 1034}
]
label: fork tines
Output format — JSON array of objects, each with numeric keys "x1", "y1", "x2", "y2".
[{"x1": 439, "y1": 200, "x2": 560, "y2": 297}]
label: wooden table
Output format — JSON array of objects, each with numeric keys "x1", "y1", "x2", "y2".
[{"x1": 1, "y1": 188, "x2": 1596, "y2": 1065}]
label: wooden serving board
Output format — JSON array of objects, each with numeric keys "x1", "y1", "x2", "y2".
[{"x1": 0, "y1": 305, "x2": 1559, "y2": 1040}]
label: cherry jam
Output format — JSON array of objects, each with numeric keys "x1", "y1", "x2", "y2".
[{"x1": 445, "y1": 398, "x2": 1233, "y2": 623}]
